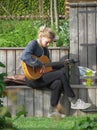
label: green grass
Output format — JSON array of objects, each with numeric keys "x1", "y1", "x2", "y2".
[
  {"x1": 13, "y1": 116, "x2": 74, "y2": 130},
  {"x1": 12, "y1": 114, "x2": 97, "y2": 130}
]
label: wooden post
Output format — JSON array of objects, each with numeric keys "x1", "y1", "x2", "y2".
[
  {"x1": 50, "y1": 0, "x2": 54, "y2": 28},
  {"x1": 54, "y1": 0, "x2": 59, "y2": 32}
]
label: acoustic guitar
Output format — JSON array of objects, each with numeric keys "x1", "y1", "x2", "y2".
[{"x1": 21, "y1": 55, "x2": 77, "y2": 80}]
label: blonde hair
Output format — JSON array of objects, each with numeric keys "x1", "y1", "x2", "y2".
[{"x1": 38, "y1": 26, "x2": 56, "y2": 41}]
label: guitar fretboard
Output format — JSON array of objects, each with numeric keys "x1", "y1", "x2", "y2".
[{"x1": 44, "y1": 60, "x2": 73, "y2": 67}]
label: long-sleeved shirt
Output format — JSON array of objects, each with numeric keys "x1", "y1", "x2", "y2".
[
  {"x1": 20, "y1": 40, "x2": 50, "y2": 68},
  {"x1": 20, "y1": 40, "x2": 64, "y2": 70}
]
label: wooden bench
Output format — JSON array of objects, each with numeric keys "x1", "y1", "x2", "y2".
[{"x1": 2, "y1": 84, "x2": 97, "y2": 117}]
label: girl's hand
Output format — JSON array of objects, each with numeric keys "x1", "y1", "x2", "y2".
[{"x1": 40, "y1": 65, "x2": 46, "y2": 74}]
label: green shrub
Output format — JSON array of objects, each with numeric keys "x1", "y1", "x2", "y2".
[
  {"x1": 0, "y1": 62, "x2": 25, "y2": 129},
  {"x1": 72, "y1": 116, "x2": 97, "y2": 130},
  {"x1": 57, "y1": 19, "x2": 70, "y2": 47},
  {"x1": 0, "y1": 62, "x2": 6, "y2": 107},
  {"x1": 0, "y1": 20, "x2": 42, "y2": 47},
  {"x1": 0, "y1": 62, "x2": 8, "y2": 129},
  {"x1": 0, "y1": 19, "x2": 70, "y2": 47}
]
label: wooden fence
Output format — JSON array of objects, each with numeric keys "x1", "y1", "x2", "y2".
[
  {"x1": 70, "y1": 2, "x2": 97, "y2": 84},
  {"x1": 0, "y1": 47, "x2": 97, "y2": 117},
  {"x1": 0, "y1": 47, "x2": 69, "y2": 75}
]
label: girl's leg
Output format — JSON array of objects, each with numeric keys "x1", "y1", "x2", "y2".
[
  {"x1": 43, "y1": 69, "x2": 75, "y2": 98},
  {"x1": 49, "y1": 80, "x2": 62, "y2": 106},
  {"x1": 26, "y1": 69, "x2": 75, "y2": 101}
]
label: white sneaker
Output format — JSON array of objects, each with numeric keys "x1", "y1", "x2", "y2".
[
  {"x1": 71, "y1": 99, "x2": 91, "y2": 110},
  {"x1": 47, "y1": 111, "x2": 66, "y2": 118}
]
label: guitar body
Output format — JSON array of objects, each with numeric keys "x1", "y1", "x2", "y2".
[{"x1": 21, "y1": 55, "x2": 53, "y2": 80}]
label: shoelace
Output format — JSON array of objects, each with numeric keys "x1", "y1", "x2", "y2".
[{"x1": 76, "y1": 99, "x2": 85, "y2": 105}]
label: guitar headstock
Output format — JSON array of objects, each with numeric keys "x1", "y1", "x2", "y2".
[{"x1": 64, "y1": 59, "x2": 79, "y2": 65}]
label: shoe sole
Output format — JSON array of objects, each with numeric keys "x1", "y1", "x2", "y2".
[{"x1": 71, "y1": 104, "x2": 91, "y2": 110}]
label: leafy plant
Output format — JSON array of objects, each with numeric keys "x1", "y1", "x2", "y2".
[
  {"x1": 0, "y1": 20, "x2": 42, "y2": 47},
  {"x1": 0, "y1": 19, "x2": 70, "y2": 47},
  {"x1": 0, "y1": 62, "x2": 27, "y2": 129},
  {"x1": 71, "y1": 116, "x2": 97, "y2": 130},
  {"x1": 0, "y1": 61, "x2": 6, "y2": 107},
  {"x1": 57, "y1": 19, "x2": 70, "y2": 47},
  {"x1": 0, "y1": 62, "x2": 13, "y2": 129},
  {"x1": 0, "y1": 61, "x2": 9, "y2": 129}
]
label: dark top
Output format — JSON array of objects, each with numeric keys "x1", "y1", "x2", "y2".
[
  {"x1": 21, "y1": 40, "x2": 49, "y2": 68},
  {"x1": 21, "y1": 40, "x2": 64, "y2": 71}
]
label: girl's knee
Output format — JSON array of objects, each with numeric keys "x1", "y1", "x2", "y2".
[{"x1": 50, "y1": 80, "x2": 62, "y2": 90}]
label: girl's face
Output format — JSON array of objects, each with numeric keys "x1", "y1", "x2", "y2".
[{"x1": 40, "y1": 37, "x2": 52, "y2": 47}]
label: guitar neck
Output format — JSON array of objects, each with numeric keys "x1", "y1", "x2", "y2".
[
  {"x1": 45, "y1": 59, "x2": 77, "y2": 67},
  {"x1": 45, "y1": 61, "x2": 69, "y2": 67}
]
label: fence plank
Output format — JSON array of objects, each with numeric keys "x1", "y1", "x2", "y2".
[
  {"x1": 34, "y1": 89, "x2": 43, "y2": 117},
  {"x1": 88, "y1": 89, "x2": 96, "y2": 109},
  {"x1": 87, "y1": 7, "x2": 96, "y2": 70},
  {"x1": 79, "y1": 6, "x2": 88, "y2": 67},
  {"x1": 25, "y1": 89, "x2": 34, "y2": 116},
  {"x1": 16, "y1": 50, "x2": 23, "y2": 74},
  {"x1": 0, "y1": 50, "x2": 6, "y2": 73},
  {"x1": 70, "y1": 5, "x2": 79, "y2": 84},
  {"x1": 7, "y1": 89, "x2": 18, "y2": 116},
  {"x1": 7, "y1": 50, "x2": 16, "y2": 75},
  {"x1": 43, "y1": 90, "x2": 51, "y2": 116}
]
